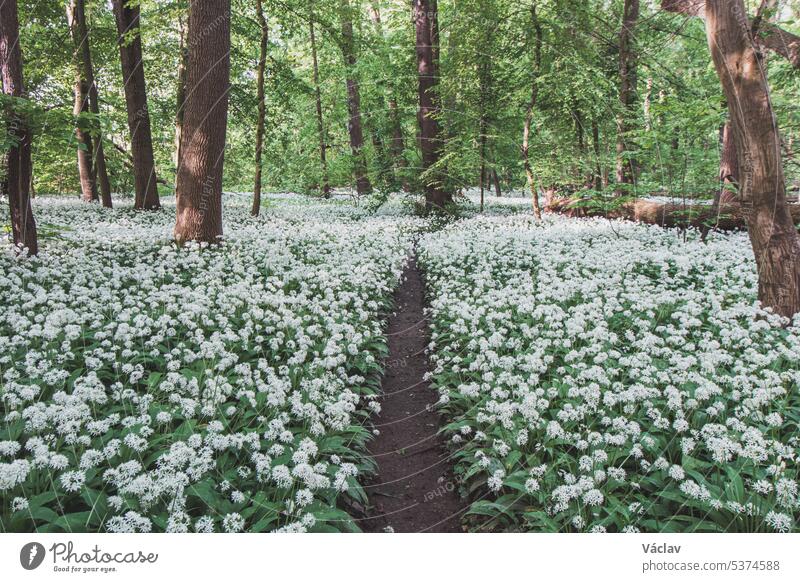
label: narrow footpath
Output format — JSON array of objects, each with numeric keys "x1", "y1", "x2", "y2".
[{"x1": 362, "y1": 255, "x2": 465, "y2": 533}]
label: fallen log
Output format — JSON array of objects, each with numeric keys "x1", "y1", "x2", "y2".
[{"x1": 546, "y1": 198, "x2": 800, "y2": 231}]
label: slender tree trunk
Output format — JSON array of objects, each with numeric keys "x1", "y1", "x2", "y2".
[
  {"x1": 615, "y1": 0, "x2": 639, "y2": 193},
  {"x1": 492, "y1": 168, "x2": 501, "y2": 197},
  {"x1": 175, "y1": 12, "x2": 188, "y2": 176},
  {"x1": 339, "y1": 0, "x2": 371, "y2": 195},
  {"x1": 174, "y1": 0, "x2": 231, "y2": 244},
  {"x1": 67, "y1": 0, "x2": 112, "y2": 208},
  {"x1": 0, "y1": 0, "x2": 38, "y2": 255},
  {"x1": 112, "y1": 0, "x2": 160, "y2": 210},
  {"x1": 478, "y1": 55, "x2": 491, "y2": 210},
  {"x1": 309, "y1": 18, "x2": 330, "y2": 197},
  {"x1": 522, "y1": 0, "x2": 542, "y2": 219},
  {"x1": 705, "y1": 0, "x2": 800, "y2": 319},
  {"x1": 66, "y1": 2, "x2": 96, "y2": 202},
  {"x1": 365, "y1": 4, "x2": 392, "y2": 186},
  {"x1": 413, "y1": 0, "x2": 450, "y2": 210},
  {"x1": 592, "y1": 119, "x2": 603, "y2": 191},
  {"x1": 388, "y1": 97, "x2": 407, "y2": 178},
  {"x1": 252, "y1": 0, "x2": 268, "y2": 216}
]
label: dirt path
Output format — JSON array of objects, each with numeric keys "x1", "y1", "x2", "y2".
[{"x1": 361, "y1": 255, "x2": 465, "y2": 533}]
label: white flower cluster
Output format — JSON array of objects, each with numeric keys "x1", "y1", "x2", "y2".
[
  {"x1": 419, "y1": 212, "x2": 800, "y2": 533},
  {"x1": 0, "y1": 195, "x2": 416, "y2": 533}
]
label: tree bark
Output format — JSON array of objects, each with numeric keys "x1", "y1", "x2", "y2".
[
  {"x1": 615, "y1": 0, "x2": 639, "y2": 193},
  {"x1": 309, "y1": 17, "x2": 330, "y2": 197},
  {"x1": 252, "y1": 0, "x2": 268, "y2": 216},
  {"x1": 66, "y1": 2, "x2": 96, "y2": 203},
  {"x1": 112, "y1": 0, "x2": 160, "y2": 210},
  {"x1": 0, "y1": 0, "x2": 38, "y2": 255},
  {"x1": 67, "y1": 0, "x2": 112, "y2": 208},
  {"x1": 339, "y1": 0, "x2": 371, "y2": 195},
  {"x1": 704, "y1": 0, "x2": 800, "y2": 319},
  {"x1": 522, "y1": 0, "x2": 543, "y2": 219},
  {"x1": 592, "y1": 119, "x2": 603, "y2": 191},
  {"x1": 174, "y1": 0, "x2": 231, "y2": 244},
  {"x1": 175, "y1": 11, "x2": 188, "y2": 177},
  {"x1": 413, "y1": 0, "x2": 450, "y2": 210}
]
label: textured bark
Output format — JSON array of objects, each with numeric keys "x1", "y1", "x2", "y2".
[
  {"x1": 309, "y1": 17, "x2": 330, "y2": 197},
  {"x1": 662, "y1": 0, "x2": 800, "y2": 68},
  {"x1": 112, "y1": 0, "x2": 160, "y2": 210},
  {"x1": 0, "y1": 0, "x2": 38, "y2": 255},
  {"x1": 67, "y1": 0, "x2": 111, "y2": 208},
  {"x1": 704, "y1": 0, "x2": 800, "y2": 319},
  {"x1": 66, "y1": 2, "x2": 96, "y2": 202},
  {"x1": 174, "y1": 0, "x2": 231, "y2": 244},
  {"x1": 413, "y1": 0, "x2": 451, "y2": 209},
  {"x1": 339, "y1": 0, "x2": 371, "y2": 195},
  {"x1": 522, "y1": 0, "x2": 542, "y2": 219},
  {"x1": 174, "y1": 12, "x2": 188, "y2": 175},
  {"x1": 615, "y1": 0, "x2": 639, "y2": 191},
  {"x1": 252, "y1": 0, "x2": 268, "y2": 216},
  {"x1": 702, "y1": 120, "x2": 740, "y2": 240}
]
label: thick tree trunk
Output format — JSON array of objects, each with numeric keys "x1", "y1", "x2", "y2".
[
  {"x1": 309, "y1": 18, "x2": 330, "y2": 197},
  {"x1": 174, "y1": 12, "x2": 188, "y2": 176},
  {"x1": 339, "y1": 0, "x2": 371, "y2": 195},
  {"x1": 413, "y1": 0, "x2": 450, "y2": 210},
  {"x1": 522, "y1": 0, "x2": 542, "y2": 219},
  {"x1": 252, "y1": 0, "x2": 268, "y2": 216},
  {"x1": 174, "y1": 0, "x2": 231, "y2": 244},
  {"x1": 703, "y1": 118, "x2": 740, "y2": 239},
  {"x1": 112, "y1": 0, "x2": 160, "y2": 210},
  {"x1": 67, "y1": 0, "x2": 112, "y2": 208},
  {"x1": 615, "y1": 0, "x2": 639, "y2": 193},
  {"x1": 0, "y1": 0, "x2": 38, "y2": 255},
  {"x1": 704, "y1": 0, "x2": 800, "y2": 319}
]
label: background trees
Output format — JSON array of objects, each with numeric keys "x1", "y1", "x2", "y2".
[{"x1": 2, "y1": 0, "x2": 800, "y2": 311}]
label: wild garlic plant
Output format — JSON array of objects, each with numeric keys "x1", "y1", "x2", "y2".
[
  {"x1": 0, "y1": 195, "x2": 414, "y2": 532},
  {"x1": 419, "y1": 213, "x2": 800, "y2": 533}
]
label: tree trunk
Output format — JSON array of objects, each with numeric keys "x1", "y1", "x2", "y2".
[
  {"x1": 615, "y1": 0, "x2": 639, "y2": 193},
  {"x1": 0, "y1": 0, "x2": 38, "y2": 255},
  {"x1": 522, "y1": 0, "x2": 542, "y2": 219},
  {"x1": 67, "y1": 0, "x2": 112, "y2": 208},
  {"x1": 492, "y1": 168, "x2": 501, "y2": 197},
  {"x1": 174, "y1": 11, "x2": 188, "y2": 176},
  {"x1": 174, "y1": 0, "x2": 231, "y2": 244},
  {"x1": 339, "y1": 0, "x2": 371, "y2": 195},
  {"x1": 66, "y1": 2, "x2": 96, "y2": 203},
  {"x1": 112, "y1": 0, "x2": 160, "y2": 210},
  {"x1": 309, "y1": 17, "x2": 330, "y2": 197},
  {"x1": 388, "y1": 97, "x2": 407, "y2": 179},
  {"x1": 592, "y1": 119, "x2": 603, "y2": 191},
  {"x1": 413, "y1": 0, "x2": 450, "y2": 210},
  {"x1": 702, "y1": 119, "x2": 741, "y2": 240},
  {"x1": 252, "y1": 0, "x2": 268, "y2": 216},
  {"x1": 705, "y1": 0, "x2": 800, "y2": 319}
]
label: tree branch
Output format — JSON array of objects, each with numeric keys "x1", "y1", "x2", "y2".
[{"x1": 661, "y1": 0, "x2": 800, "y2": 68}]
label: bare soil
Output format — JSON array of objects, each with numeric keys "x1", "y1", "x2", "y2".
[{"x1": 361, "y1": 255, "x2": 466, "y2": 533}]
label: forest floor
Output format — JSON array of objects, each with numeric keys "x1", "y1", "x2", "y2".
[{"x1": 362, "y1": 255, "x2": 466, "y2": 533}]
